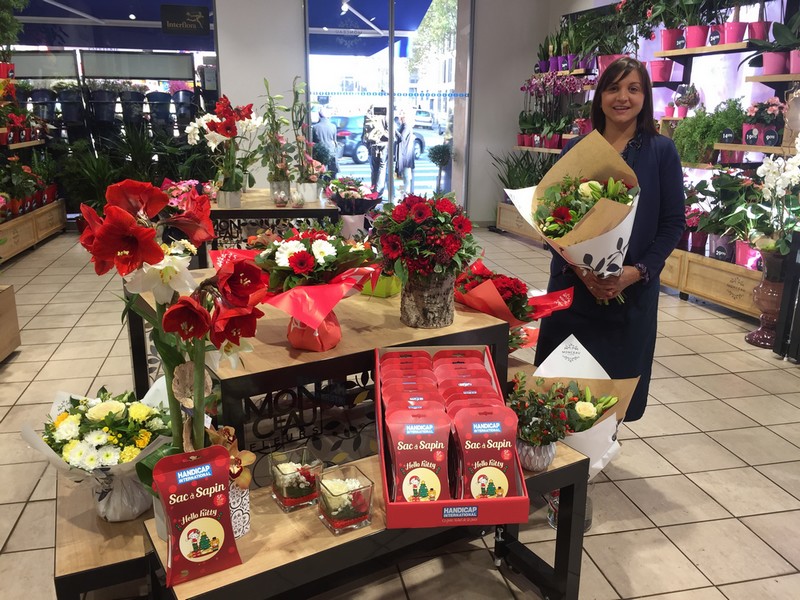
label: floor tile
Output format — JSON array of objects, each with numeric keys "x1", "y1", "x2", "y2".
[
  {"x1": 17, "y1": 283, "x2": 65, "y2": 295},
  {"x1": 583, "y1": 528, "x2": 710, "y2": 598},
  {"x1": 626, "y1": 589, "x2": 725, "y2": 600},
  {"x1": 768, "y1": 423, "x2": 800, "y2": 448},
  {"x1": 0, "y1": 503, "x2": 24, "y2": 548},
  {"x1": 659, "y1": 305, "x2": 717, "y2": 320},
  {"x1": 688, "y1": 467, "x2": 800, "y2": 516},
  {"x1": 722, "y1": 395, "x2": 800, "y2": 426},
  {"x1": 76, "y1": 312, "x2": 126, "y2": 328},
  {"x1": 662, "y1": 519, "x2": 794, "y2": 585},
  {"x1": 84, "y1": 301, "x2": 125, "y2": 314},
  {"x1": 35, "y1": 303, "x2": 87, "y2": 316},
  {"x1": 0, "y1": 433, "x2": 38, "y2": 465},
  {"x1": 14, "y1": 304, "x2": 43, "y2": 317},
  {"x1": 709, "y1": 427, "x2": 800, "y2": 465},
  {"x1": 703, "y1": 351, "x2": 777, "y2": 373},
  {"x1": 686, "y1": 374, "x2": 767, "y2": 399},
  {"x1": 51, "y1": 291, "x2": 98, "y2": 304},
  {"x1": 669, "y1": 335, "x2": 739, "y2": 354},
  {"x1": 779, "y1": 392, "x2": 800, "y2": 409},
  {"x1": 0, "y1": 382, "x2": 26, "y2": 406},
  {"x1": 624, "y1": 405, "x2": 699, "y2": 437},
  {"x1": 741, "y1": 510, "x2": 800, "y2": 569},
  {"x1": 3, "y1": 499, "x2": 55, "y2": 551},
  {"x1": 713, "y1": 333, "x2": 755, "y2": 351},
  {"x1": 756, "y1": 461, "x2": 800, "y2": 500},
  {"x1": 51, "y1": 340, "x2": 114, "y2": 361},
  {"x1": 0, "y1": 361, "x2": 44, "y2": 383},
  {"x1": 96, "y1": 290, "x2": 123, "y2": 302},
  {"x1": 516, "y1": 504, "x2": 557, "y2": 544},
  {"x1": 15, "y1": 378, "x2": 94, "y2": 405},
  {"x1": 91, "y1": 374, "x2": 134, "y2": 395},
  {"x1": 747, "y1": 349, "x2": 799, "y2": 369},
  {"x1": 34, "y1": 357, "x2": 105, "y2": 381},
  {"x1": 4, "y1": 344, "x2": 58, "y2": 364},
  {"x1": 656, "y1": 356, "x2": 728, "y2": 377},
  {"x1": 603, "y1": 439, "x2": 680, "y2": 481},
  {"x1": 110, "y1": 338, "x2": 130, "y2": 357},
  {"x1": 616, "y1": 423, "x2": 638, "y2": 440},
  {"x1": 63, "y1": 325, "x2": 123, "y2": 343},
  {"x1": 60, "y1": 282, "x2": 106, "y2": 294},
  {"x1": 689, "y1": 319, "x2": 749, "y2": 335},
  {"x1": 27, "y1": 274, "x2": 73, "y2": 285},
  {"x1": 648, "y1": 378, "x2": 715, "y2": 404},
  {"x1": 29, "y1": 465, "x2": 56, "y2": 501},
  {"x1": 718, "y1": 573, "x2": 800, "y2": 600},
  {"x1": 650, "y1": 361, "x2": 678, "y2": 379},
  {"x1": 308, "y1": 567, "x2": 407, "y2": 600},
  {"x1": 738, "y1": 369, "x2": 800, "y2": 395},
  {"x1": 583, "y1": 481, "x2": 653, "y2": 535},
  {"x1": 0, "y1": 462, "x2": 47, "y2": 503},
  {"x1": 13, "y1": 292, "x2": 56, "y2": 305},
  {"x1": 654, "y1": 338, "x2": 693, "y2": 357},
  {"x1": 16, "y1": 315, "x2": 32, "y2": 329},
  {"x1": 668, "y1": 400, "x2": 760, "y2": 432},
  {"x1": 657, "y1": 321, "x2": 706, "y2": 337},
  {"x1": 645, "y1": 433, "x2": 746, "y2": 473},
  {"x1": 0, "y1": 402, "x2": 51, "y2": 433},
  {"x1": 98, "y1": 355, "x2": 132, "y2": 377},
  {"x1": 616, "y1": 475, "x2": 730, "y2": 526},
  {"x1": 400, "y1": 549, "x2": 514, "y2": 599},
  {"x1": 18, "y1": 328, "x2": 70, "y2": 345},
  {"x1": 0, "y1": 548, "x2": 56, "y2": 599}
]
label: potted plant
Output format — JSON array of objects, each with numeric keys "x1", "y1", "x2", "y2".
[
  {"x1": 428, "y1": 143, "x2": 452, "y2": 193},
  {"x1": 489, "y1": 150, "x2": 556, "y2": 197},
  {"x1": 1, "y1": 155, "x2": 38, "y2": 215},
  {"x1": 748, "y1": 0, "x2": 771, "y2": 41},
  {"x1": 146, "y1": 89, "x2": 172, "y2": 128},
  {"x1": 0, "y1": 1, "x2": 26, "y2": 78},
  {"x1": 675, "y1": 0, "x2": 713, "y2": 48},
  {"x1": 14, "y1": 79, "x2": 32, "y2": 103},
  {"x1": 52, "y1": 80, "x2": 85, "y2": 124},
  {"x1": 710, "y1": 97, "x2": 746, "y2": 162},
  {"x1": 592, "y1": 12, "x2": 635, "y2": 74},
  {"x1": 118, "y1": 81, "x2": 149, "y2": 124},
  {"x1": 288, "y1": 77, "x2": 325, "y2": 202},
  {"x1": 674, "y1": 83, "x2": 700, "y2": 117},
  {"x1": 665, "y1": 101, "x2": 676, "y2": 117},
  {"x1": 740, "y1": 12, "x2": 800, "y2": 75},
  {"x1": 725, "y1": 1, "x2": 748, "y2": 43},
  {"x1": 572, "y1": 12, "x2": 597, "y2": 70},
  {"x1": 85, "y1": 79, "x2": 120, "y2": 124},
  {"x1": 647, "y1": 1, "x2": 684, "y2": 50},
  {"x1": 536, "y1": 37, "x2": 550, "y2": 73},
  {"x1": 31, "y1": 150, "x2": 58, "y2": 205},
  {"x1": 743, "y1": 97, "x2": 786, "y2": 146},
  {"x1": 673, "y1": 104, "x2": 716, "y2": 163},
  {"x1": 53, "y1": 140, "x2": 120, "y2": 216},
  {"x1": 699, "y1": 169, "x2": 754, "y2": 261},
  {"x1": 259, "y1": 78, "x2": 292, "y2": 202}
]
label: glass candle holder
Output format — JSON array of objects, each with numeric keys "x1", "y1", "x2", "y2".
[
  {"x1": 268, "y1": 447, "x2": 323, "y2": 512},
  {"x1": 317, "y1": 464, "x2": 374, "y2": 535}
]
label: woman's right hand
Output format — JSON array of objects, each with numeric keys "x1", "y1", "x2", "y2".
[{"x1": 572, "y1": 267, "x2": 609, "y2": 301}]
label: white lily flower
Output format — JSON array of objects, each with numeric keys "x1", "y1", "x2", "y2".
[
  {"x1": 206, "y1": 339, "x2": 253, "y2": 370},
  {"x1": 124, "y1": 254, "x2": 197, "y2": 304}
]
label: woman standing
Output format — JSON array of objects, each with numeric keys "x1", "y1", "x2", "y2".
[
  {"x1": 395, "y1": 109, "x2": 416, "y2": 195},
  {"x1": 534, "y1": 57, "x2": 685, "y2": 421}
]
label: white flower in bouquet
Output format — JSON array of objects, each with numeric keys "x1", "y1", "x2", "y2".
[
  {"x1": 98, "y1": 445, "x2": 121, "y2": 467},
  {"x1": 84, "y1": 429, "x2": 109, "y2": 446},
  {"x1": 578, "y1": 181, "x2": 600, "y2": 199},
  {"x1": 574, "y1": 401, "x2": 598, "y2": 419},
  {"x1": 53, "y1": 414, "x2": 81, "y2": 441},
  {"x1": 147, "y1": 416, "x2": 166, "y2": 431},
  {"x1": 274, "y1": 239, "x2": 306, "y2": 267},
  {"x1": 124, "y1": 251, "x2": 197, "y2": 305},
  {"x1": 311, "y1": 239, "x2": 337, "y2": 265},
  {"x1": 86, "y1": 400, "x2": 126, "y2": 422},
  {"x1": 65, "y1": 440, "x2": 92, "y2": 467},
  {"x1": 82, "y1": 449, "x2": 100, "y2": 471}
]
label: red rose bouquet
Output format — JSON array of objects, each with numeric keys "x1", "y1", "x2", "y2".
[
  {"x1": 78, "y1": 179, "x2": 267, "y2": 451},
  {"x1": 455, "y1": 259, "x2": 574, "y2": 351},
  {"x1": 254, "y1": 227, "x2": 376, "y2": 351}
]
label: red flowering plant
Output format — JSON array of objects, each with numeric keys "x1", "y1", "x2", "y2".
[
  {"x1": 371, "y1": 193, "x2": 480, "y2": 283},
  {"x1": 507, "y1": 373, "x2": 569, "y2": 445},
  {"x1": 186, "y1": 95, "x2": 263, "y2": 192},
  {"x1": 455, "y1": 259, "x2": 574, "y2": 351},
  {"x1": 78, "y1": 179, "x2": 266, "y2": 451}
]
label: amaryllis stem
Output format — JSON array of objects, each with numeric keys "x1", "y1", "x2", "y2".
[{"x1": 192, "y1": 339, "x2": 207, "y2": 450}]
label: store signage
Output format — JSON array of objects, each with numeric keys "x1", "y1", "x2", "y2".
[
  {"x1": 763, "y1": 129, "x2": 779, "y2": 146},
  {"x1": 709, "y1": 30, "x2": 721, "y2": 45},
  {"x1": 745, "y1": 127, "x2": 759, "y2": 145},
  {"x1": 721, "y1": 128, "x2": 735, "y2": 143},
  {"x1": 676, "y1": 36, "x2": 686, "y2": 49},
  {"x1": 161, "y1": 5, "x2": 210, "y2": 35}
]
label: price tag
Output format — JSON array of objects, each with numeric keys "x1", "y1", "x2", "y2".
[
  {"x1": 763, "y1": 129, "x2": 779, "y2": 146},
  {"x1": 709, "y1": 30, "x2": 721, "y2": 45},
  {"x1": 676, "y1": 36, "x2": 686, "y2": 49},
  {"x1": 560, "y1": 58, "x2": 569, "y2": 71},
  {"x1": 534, "y1": 63, "x2": 541, "y2": 74},
  {"x1": 745, "y1": 127, "x2": 759, "y2": 145},
  {"x1": 721, "y1": 128, "x2": 735, "y2": 143},
  {"x1": 714, "y1": 246, "x2": 729, "y2": 260}
]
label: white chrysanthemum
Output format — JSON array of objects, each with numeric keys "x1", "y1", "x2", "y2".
[
  {"x1": 53, "y1": 415, "x2": 81, "y2": 442},
  {"x1": 124, "y1": 253, "x2": 197, "y2": 305},
  {"x1": 98, "y1": 445, "x2": 121, "y2": 467},
  {"x1": 147, "y1": 416, "x2": 166, "y2": 431},
  {"x1": 275, "y1": 240, "x2": 306, "y2": 267},
  {"x1": 66, "y1": 441, "x2": 92, "y2": 468},
  {"x1": 84, "y1": 429, "x2": 109, "y2": 447},
  {"x1": 311, "y1": 239, "x2": 337, "y2": 265},
  {"x1": 80, "y1": 449, "x2": 100, "y2": 471}
]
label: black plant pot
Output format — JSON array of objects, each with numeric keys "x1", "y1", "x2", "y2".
[
  {"x1": 57, "y1": 89, "x2": 85, "y2": 124},
  {"x1": 30, "y1": 89, "x2": 57, "y2": 122},
  {"x1": 119, "y1": 91, "x2": 145, "y2": 124},
  {"x1": 172, "y1": 90, "x2": 196, "y2": 125},
  {"x1": 146, "y1": 92, "x2": 172, "y2": 124},
  {"x1": 90, "y1": 89, "x2": 118, "y2": 123}
]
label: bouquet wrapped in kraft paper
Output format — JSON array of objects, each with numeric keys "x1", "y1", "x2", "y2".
[
  {"x1": 534, "y1": 334, "x2": 639, "y2": 480},
  {"x1": 505, "y1": 131, "x2": 640, "y2": 278}
]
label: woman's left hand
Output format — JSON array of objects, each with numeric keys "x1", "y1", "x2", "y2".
[{"x1": 591, "y1": 266, "x2": 642, "y2": 301}]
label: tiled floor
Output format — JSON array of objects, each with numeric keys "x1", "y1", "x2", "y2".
[{"x1": 2, "y1": 231, "x2": 800, "y2": 599}]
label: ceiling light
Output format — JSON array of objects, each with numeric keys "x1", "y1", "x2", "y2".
[{"x1": 129, "y1": 13, "x2": 136, "y2": 20}]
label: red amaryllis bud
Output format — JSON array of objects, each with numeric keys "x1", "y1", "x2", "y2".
[
  {"x1": 217, "y1": 258, "x2": 267, "y2": 307},
  {"x1": 78, "y1": 204, "x2": 115, "y2": 275},
  {"x1": 162, "y1": 296, "x2": 212, "y2": 341}
]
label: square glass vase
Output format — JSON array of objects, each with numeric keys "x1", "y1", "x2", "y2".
[
  {"x1": 268, "y1": 447, "x2": 323, "y2": 512},
  {"x1": 318, "y1": 464, "x2": 374, "y2": 535}
]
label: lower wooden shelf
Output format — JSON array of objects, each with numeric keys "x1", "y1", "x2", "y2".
[
  {"x1": 496, "y1": 202, "x2": 539, "y2": 241},
  {"x1": 0, "y1": 200, "x2": 67, "y2": 261},
  {"x1": 661, "y1": 249, "x2": 761, "y2": 317}
]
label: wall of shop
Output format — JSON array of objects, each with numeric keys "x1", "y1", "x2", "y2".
[{"x1": 214, "y1": 0, "x2": 307, "y2": 189}]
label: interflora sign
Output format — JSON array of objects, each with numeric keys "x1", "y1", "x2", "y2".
[{"x1": 161, "y1": 4, "x2": 210, "y2": 35}]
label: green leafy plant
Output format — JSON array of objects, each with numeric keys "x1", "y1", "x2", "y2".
[
  {"x1": 428, "y1": 143, "x2": 452, "y2": 193},
  {"x1": 673, "y1": 105, "x2": 716, "y2": 163},
  {"x1": 51, "y1": 80, "x2": 81, "y2": 94},
  {"x1": 710, "y1": 97, "x2": 746, "y2": 143},
  {"x1": 488, "y1": 150, "x2": 555, "y2": 190},
  {"x1": 54, "y1": 140, "x2": 120, "y2": 213},
  {"x1": 698, "y1": 169, "x2": 757, "y2": 236},
  {"x1": 537, "y1": 36, "x2": 550, "y2": 63},
  {"x1": 14, "y1": 79, "x2": 32, "y2": 100}
]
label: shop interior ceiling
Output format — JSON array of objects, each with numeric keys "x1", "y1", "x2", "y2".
[{"x1": 14, "y1": 0, "x2": 431, "y2": 56}]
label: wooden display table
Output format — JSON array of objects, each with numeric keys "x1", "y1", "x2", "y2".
[
  {"x1": 144, "y1": 449, "x2": 589, "y2": 600},
  {"x1": 55, "y1": 474, "x2": 151, "y2": 600},
  {"x1": 0, "y1": 285, "x2": 20, "y2": 362}
]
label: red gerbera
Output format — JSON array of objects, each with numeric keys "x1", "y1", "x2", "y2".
[
  {"x1": 162, "y1": 296, "x2": 212, "y2": 341},
  {"x1": 209, "y1": 303, "x2": 264, "y2": 347},
  {"x1": 392, "y1": 204, "x2": 409, "y2": 222},
  {"x1": 91, "y1": 206, "x2": 164, "y2": 276},
  {"x1": 402, "y1": 194, "x2": 425, "y2": 208},
  {"x1": 411, "y1": 202, "x2": 433, "y2": 224},
  {"x1": 434, "y1": 197, "x2": 457, "y2": 215},
  {"x1": 381, "y1": 234, "x2": 403, "y2": 260},
  {"x1": 288, "y1": 250, "x2": 315, "y2": 275},
  {"x1": 452, "y1": 214, "x2": 473, "y2": 236},
  {"x1": 105, "y1": 179, "x2": 169, "y2": 219},
  {"x1": 552, "y1": 206, "x2": 572, "y2": 224}
]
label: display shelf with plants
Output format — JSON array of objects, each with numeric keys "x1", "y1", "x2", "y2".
[
  {"x1": 8, "y1": 139, "x2": 43, "y2": 150},
  {"x1": 745, "y1": 74, "x2": 800, "y2": 84},
  {"x1": 513, "y1": 145, "x2": 562, "y2": 155},
  {"x1": 713, "y1": 142, "x2": 797, "y2": 155},
  {"x1": 654, "y1": 41, "x2": 752, "y2": 60}
]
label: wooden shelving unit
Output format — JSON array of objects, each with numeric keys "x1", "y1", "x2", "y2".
[
  {"x1": 654, "y1": 41, "x2": 751, "y2": 59},
  {"x1": 8, "y1": 139, "x2": 44, "y2": 150},
  {"x1": 0, "y1": 200, "x2": 67, "y2": 261},
  {"x1": 513, "y1": 145, "x2": 562, "y2": 155},
  {"x1": 714, "y1": 142, "x2": 796, "y2": 156},
  {"x1": 682, "y1": 162, "x2": 716, "y2": 170},
  {"x1": 554, "y1": 68, "x2": 594, "y2": 76},
  {"x1": 745, "y1": 74, "x2": 800, "y2": 84}
]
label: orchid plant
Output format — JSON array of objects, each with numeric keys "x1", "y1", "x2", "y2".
[{"x1": 289, "y1": 77, "x2": 327, "y2": 184}]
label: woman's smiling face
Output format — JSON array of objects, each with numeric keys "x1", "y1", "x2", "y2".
[{"x1": 600, "y1": 70, "x2": 644, "y2": 131}]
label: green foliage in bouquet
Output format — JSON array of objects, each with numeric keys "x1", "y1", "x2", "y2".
[{"x1": 507, "y1": 373, "x2": 568, "y2": 445}]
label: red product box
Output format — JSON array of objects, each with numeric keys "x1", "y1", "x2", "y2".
[
  {"x1": 380, "y1": 357, "x2": 433, "y2": 371},
  {"x1": 382, "y1": 382, "x2": 440, "y2": 402},
  {"x1": 434, "y1": 365, "x2": 493, "y2": 382},
  {"x1": 381, "y1": 369, "x2": 437, "y2": 383},
  {"x1": 376, "y1": 345, "x2": 529, "y2": 528},
  {"x1": 381, "y1": 350, "x2": 432, "y2": 364},
  {"x1": 385, "y1": 400, "x2": 446, "y2": 418}
]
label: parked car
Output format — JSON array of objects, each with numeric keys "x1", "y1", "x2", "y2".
[
  {"x1": 331, "y1": 114, "x2": 424, "y2": 164},
  {"x1": 414, "y1": 109, "x2": 436, "y2": 130}
]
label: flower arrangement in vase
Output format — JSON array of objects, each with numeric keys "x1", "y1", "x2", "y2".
[{"x1": 372, "y1": 193, "x2": 480, "y2": 328}]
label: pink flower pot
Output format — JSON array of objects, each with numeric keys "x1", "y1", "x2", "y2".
[
  {"x1": 661, "y1": 28, "x2": 682, "y2": 51},
  {"x1": 596, "y1": 54, "x2": 626, "y2": 78},
  {"x1": 545, "y1": 134, "x2": 562, "y2": 149},
  {"x1": 790, "y1": 49, "x2": 800, "y2": 74},
  {"x1": 650, "y1": 59, "x2": 674, "y2": 82},
  {"x1": 684, "y1": 25, "x2": 709, "y2": 48},
  {"x1": 522, "y1": 133, "x2": 533, "y2": 147},
  {"x1": 724, "y1": 22, "x2": 748, "y2": 43},
  {"x1": 690, "y1": 232, "x2": 708, "y2": 255},
  {"x1": 677, "y1": 230, "x2": 691, "y2": 251},
  {"x1": 720, "y1": 150, "x2": 744, "y2": 163},
  {"x1": 517, "y1": 133, "x2": 525, "y2": 146},
  {"x1": 709, "y1": 24, "x2": 725, "y2": 45},
  {"x1": 735, "y1": 240, "x2": 761, "y2": 270},
  {"x1": 676, "y1": 105, "x2": 688, "y2": 118},
  {"x1": 763, "y1": 51, "x2": 789, "y2": 75},
  {"x1": 748, "y1": 21, "x2": 772, "y2": 41},
  {"x1": 664, "y1": 105, "x2": 675, "y2": 117},
  {"x1": 578, "y1": 120, "x2": 593, "y2": 135}
]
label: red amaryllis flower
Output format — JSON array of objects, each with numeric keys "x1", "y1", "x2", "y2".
[
  {"x1": 381, "y1": 234, "x2": 403, "y2": 260},
  {"x1": 91, "y1": 206, "x2": 164, "y2": 276},
  {"x1": 452, "y1": 214, "x2": 473, "y2": 236},
  {"x1": 218, "y1": 117, "x2": 238, "y2": 138},
  {"x1": 392, "y1": 204, "x2": 409, "y2": 222},
  {"x1": 552, "y1": 206, "x2": 572, "y2": 224},
  {"x1": 78, "y1": 204, "x2": 115, "y2": 275},
  {"x1": 209, "y1": 303, "x2": 264, "y2": 347},
  {"x1": 162, "y1": 296, "x2": 212, "y2": 341},
  {"x1": 434, "y1": 197, "x2": 457, "y2": 215},
  {"x1": 215, "y1": 95, "x2": 234, "y2": 120},
  {"x1": 233, "y1": 103, "x2": 253, "y2": 120},
  {"x1": 217, "y1": 258, "x2": 267, "y2": 307},
  {"x1": 106, "y1": 179, "x2": 169, "y2": 219},
  {"x1": 162, "y1": 189, "x2": 215, "y2": 246},
  {"x1": 411, "y1": 202, "x2": 433, "y2": 223},
  {"x1": 288, "y1": 250, "x2": 315, "y2": 275}
]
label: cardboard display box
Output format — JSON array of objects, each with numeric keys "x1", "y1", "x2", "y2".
[{"x1": 0, "y1": 285, "x2": 21, "y2": 362}]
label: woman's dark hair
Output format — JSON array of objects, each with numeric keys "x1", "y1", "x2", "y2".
[{"x1": 591, "y1": 57, "x2": 658, "y2": 137}]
